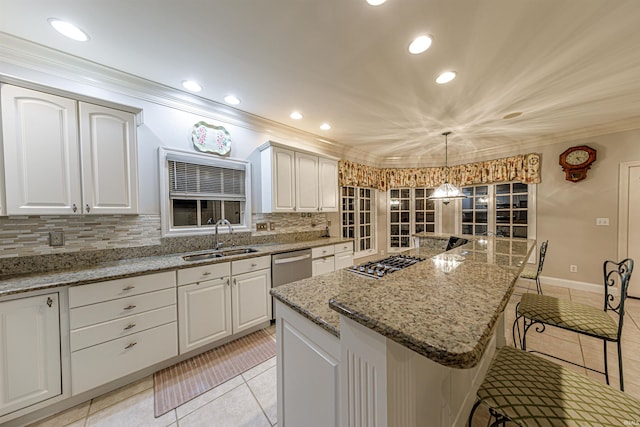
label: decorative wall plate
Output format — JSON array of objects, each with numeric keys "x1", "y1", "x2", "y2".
[{"x1": 191, "y1": 121, "x2": 231, "y2": 155}]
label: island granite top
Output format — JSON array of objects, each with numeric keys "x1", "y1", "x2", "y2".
[
  {"x1": 0, "y1": 237, "x2": 351, "y2": 298},
  {"x1": 271, "y1": 236, "x2": 535, "y2": 369}
]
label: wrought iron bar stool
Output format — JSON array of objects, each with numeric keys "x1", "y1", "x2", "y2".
[
  {"x1": 518, "y1": 240, "x2": 548, "y2": 294},
  {"x1": 513, "y1": 258, "x2": 634, "y2": 391},
  {"x1": 468, "y1": 346, "x2": 640, "y2": 426}
]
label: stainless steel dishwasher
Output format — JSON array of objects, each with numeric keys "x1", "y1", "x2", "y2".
[{"x1": 271, "y1": 248, "x2": 312, "y2": 318}]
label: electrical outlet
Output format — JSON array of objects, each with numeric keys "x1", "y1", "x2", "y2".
[
  {"x1": 327, "y1": 220, "x2": 331, "y2": 226},
  {"x1": 596, "y1": 217, "x2": 610, "y2": 226},
  {"x1": 269, "y1": 222, "x2": 276, "y2": 230},
  {"x1": 49, "y1": 231, "x2": 64, "y2": 247},
  {"x1": 570, "y1": 265, "x2": 578, "y2": 273},
  {"x1": 256, "y1": 222, "x2": 268, "y2": 231}
]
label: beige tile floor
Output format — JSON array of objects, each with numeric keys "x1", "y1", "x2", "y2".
[
  {"x1": 29, "y1": 281, "x2": 640, "y2": 427},
  {"x1": 28, "y1": 326, "x2": 278, "y2": 427}
]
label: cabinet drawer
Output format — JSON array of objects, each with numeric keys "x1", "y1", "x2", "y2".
[
  {"x1": 334, "y1": 241, "x2": 353, "y2": 254},
  {"x1": 177, "y1": 262, "x2": 230, "y2": 286},
  {"x1": 71, "y1": 322, "x2": 178, "y2": 395},
  {"x1": 70, "y1": 288, "x2": 176, "y2": 329},
  {"x1": 312, "y1": 245, "x2": 335, "y2": 259},
  {"x1": 232, "y1": 256, "x2": 270, "y2": 275},
  {"x1": 69, "y1": 271, "x2": 175, "y2": 308},
  {"x1": 70, "y1": 305, "x2": 177, "y2": 352}
]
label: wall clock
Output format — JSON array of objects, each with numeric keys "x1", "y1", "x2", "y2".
[{"x1": 559, "y1": 145, "x2": 597, "y2": 182}]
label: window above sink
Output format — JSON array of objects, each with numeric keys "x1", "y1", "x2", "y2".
[{"x1": 159, "y1": 148, "x2": 251, "y2": 237}]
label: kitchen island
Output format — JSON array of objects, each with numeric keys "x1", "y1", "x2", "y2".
[{"x1": 271, "y1": 235, "x2": 534, "y2": 427}]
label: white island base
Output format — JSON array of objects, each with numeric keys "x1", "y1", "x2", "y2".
[{"x1": 275, "y1": 300, "x2": 498, "y2": 427}]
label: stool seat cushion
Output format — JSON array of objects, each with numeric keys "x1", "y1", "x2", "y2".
[
  {"x1": 477, "y1": 346, "x2": 640, "y2": 426},
  {"x1": 519, "y1": 267, "x2": 538, "y2": 280},
  {"x1": 517, "y1": 293, "x2": 618, "y2": 339}
]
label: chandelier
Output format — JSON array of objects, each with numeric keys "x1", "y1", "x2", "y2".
[{"x1": 428, "y1": 131, "x2": 466, "y2": 204}]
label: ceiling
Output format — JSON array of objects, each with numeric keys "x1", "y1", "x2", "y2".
[{"x1": 1, "y1": 0, "x2": 640, "y2": 164}]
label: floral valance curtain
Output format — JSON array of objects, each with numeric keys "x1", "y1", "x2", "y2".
[{"x1": 338, "y1": 153, "x2": 541, "y2": 191}]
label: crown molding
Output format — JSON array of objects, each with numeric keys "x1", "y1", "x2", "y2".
[
  {"x1": 3, "y1": 33, "x2": 636, "y2": 170},
  {"x1": 0, "y1": 33, "x2": 352, "y2": 160}
]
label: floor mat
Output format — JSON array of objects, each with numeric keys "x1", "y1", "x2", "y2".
[{"x1": 153, "y1": 329, "x2": 276, "y2": 417}]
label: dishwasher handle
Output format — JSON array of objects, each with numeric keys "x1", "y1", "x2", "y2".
[{"x1": 273, "y1": 253, "x2": 311, "y2": 264}]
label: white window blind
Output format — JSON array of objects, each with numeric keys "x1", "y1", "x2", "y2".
[{"x1": 168, "y1": 160, "x2": 245, "y2": 200}]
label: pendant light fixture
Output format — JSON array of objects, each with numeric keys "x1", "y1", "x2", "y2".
[{"x1": 428, "y1": 131, "x2": 466, "y2": 205}]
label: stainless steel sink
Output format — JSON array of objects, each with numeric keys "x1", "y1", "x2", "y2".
[
  {"x1": 219, "y1": 248, "x2": 259, "y2": 257},
  {"x1": 182, "y1": 248, "x2": 258, "y2": 262}
]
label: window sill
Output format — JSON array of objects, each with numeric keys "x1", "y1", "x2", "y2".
[{"x1": 163, "y1": 225, "x2": 251, "y2": 238}]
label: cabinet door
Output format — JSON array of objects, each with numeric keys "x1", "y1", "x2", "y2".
[
  {"x1": 318, "y1": 157, "x2": 339, "y2": 212},
  {"x1": 0, "y1": 293, "x2": 61, "y2": 416},
  {"x1": 272, "y1": 147, "x2": 296, "y2": 212},
  {"x1": 232, "y1": 269, "x2": 271, "y2": 334},
  {"x1": 79, "y1": 103, "x2": 138, "y2": 214},
  {"x1": 312, "y1": 256, "x2": 335, "y2": 277},
  {"x1": 1, "y1": 84, "x2": 81, "y2": 215},
  {"x1": 178, "y1": 277, "x2": 232, "y2": 354},
  {"x1": 295, "y1": 153, "x2": 319, "y2": 212},
  {"x1": 334, "y1": 252, "x2": 354, "y2": 270}
]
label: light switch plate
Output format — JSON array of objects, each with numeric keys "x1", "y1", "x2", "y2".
[{"x1": 49, "y1": 231, "x2": 64, "y2": 246}]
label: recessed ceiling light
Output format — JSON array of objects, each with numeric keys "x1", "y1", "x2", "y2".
[
  {"x1": 435, "y1": 71, "x2": 457, "y2": 84},
  {"x1": 320, "y1": 123, "x2": 331, "y2": 130},
  {"x1": 48, "y1": 18, "x2": 89, "y2": 41},
  {"x1": 224, "y1": 95, "x2": 241, "y2": 105},
  {"x1": 503, "y1": 112, "x2": 523, "y2": 120},
  {"x1": 290, "y1": 111, "x2": 303, "y2": 120},
  {"x1": 367, "y1": 0, "x2": 387, "y2": 5},
  {"x1": 182, "y1": 80, "x2": 202, "y2": 92},
  {"x1": 408, "y1": 35, "x2": 432, "y2": 55}
]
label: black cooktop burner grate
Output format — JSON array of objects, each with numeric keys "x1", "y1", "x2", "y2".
[{"x1": 348, "y1": 255, "x2": 425, "y2": 279}]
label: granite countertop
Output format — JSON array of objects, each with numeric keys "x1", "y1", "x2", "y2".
[
  {"x1": 0, "y1": 237, "x2": 351, "y2": 298},
  {"x1": 271, "y1": 236, "x2": 535, "y2": 369}
]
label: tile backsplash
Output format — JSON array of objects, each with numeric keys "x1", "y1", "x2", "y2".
[{"x1": 0, "y1": 212, "x2": 337, "y2": 276}]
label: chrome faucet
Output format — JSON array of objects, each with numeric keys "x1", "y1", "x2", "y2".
[{"x1": 214, "y1": 218, "x2": 233, "y2": 250}]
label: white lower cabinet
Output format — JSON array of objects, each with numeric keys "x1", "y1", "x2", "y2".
[
  {"x1": 232, "y1": 268, "x2": 272, "y2": 333},
  {"x1": 312, "y1": 245, "x2": 335, "y2": 277},
  {"x1": 71, "y1": 322, "x2": 177, "y2": 395},
  {"x1": 0, "y1": 293, "x2": 61, "y2": 417},
  {"x1": 69, "y1": 272, "x2": 177, "y2": 395},
  {"x1": 276, "y1": 301, "x2": 340, "y2": 427},
  {"x1": 178, "y1": 277, "x2": 232, "y2": 354},
  {"x1": 178, "y1": 256, "x2": 271, "y2": 355},
  {"x1": 334, "y1": 242, "x2": 354, "y2": 270}
]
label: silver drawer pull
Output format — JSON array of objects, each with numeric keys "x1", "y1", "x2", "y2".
[
  {"x1": 123, "y1": 305, "x2": 137, "y2": 310},
  {"x1": 202, "y1": 271, "x2": 212, "y2": 276},
  {"x1": 122, "y1": 285, "x2": 135, "y2": 291},
  {"x1": 124, "y1": 342, "x2": 137, "y2": 350},
  {"x1": 123, "y1": 323, "x2": 136, "y2": 330},
  {"x1": 251, "y1": 263, "x2": 257, "y2": 267}
]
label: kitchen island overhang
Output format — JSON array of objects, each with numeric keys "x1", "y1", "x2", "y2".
[{"x1": 271, "y1": 236, "x2": 535, "y2": 427}]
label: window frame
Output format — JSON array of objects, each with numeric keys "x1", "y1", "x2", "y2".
[
  {"x1": 460, "y1": 181, "x2": 536, "y2": 240},
  {"x1": 340, "y1": 186, "x2": 377, "y2": 258},
  {"x1": 387, "y1": 187, "x2": 441, "y2": 253},
  {"x1": 159, "y1": 147, "x2": 252, "y2": 237}
]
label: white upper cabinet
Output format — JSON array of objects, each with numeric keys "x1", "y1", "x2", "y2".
[
  {"x1": 79, "y1": 103, "x2": 138, "y2": 214},
  {"x1": 270, "y1": 146, "x2": 297, "y2": 212},
  {"x1": 1, "y1": 84, "x2": 139, "y2": 215},
  {"x1": 1, "y1": 85, "x2": 81, "y2": 215},
  {"x1": 319, "y1": 156, "x2": 339, "y2": 211},
  {"x1": 295, "y1": 152, "x2": 319, "y2": 212},
  {"x1": 257, "y1": 142, "x2": 339, "y2": 213}
]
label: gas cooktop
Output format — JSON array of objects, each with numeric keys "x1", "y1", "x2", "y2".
[{"x1": 348, "y1": 255, "x2": 425, "y2": 279}]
